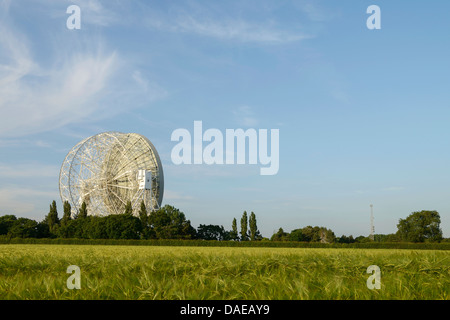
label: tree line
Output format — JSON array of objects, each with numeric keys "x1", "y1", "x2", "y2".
[
  {"x1": 0, "y1": 200, "x2": 262, "y2": 241},
  {"x1": 270, "y1": 210, "x2": 445, "y2": 243},
  {"x1": 0, "y1": 200, "x2": 446, "y2": 243}
]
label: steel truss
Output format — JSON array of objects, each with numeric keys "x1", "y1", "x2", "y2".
[{"x1": 59, "y1": 132, "x2": 164, "y2": 218}]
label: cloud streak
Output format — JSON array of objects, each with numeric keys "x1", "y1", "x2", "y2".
[
  {"x1": 71, "y1": 0, "x2": 119, "y2": 27},
  {"x1": 143, "y1": 3, "x2": 312, "y2": 45},
  {"x1": 0, "y1": 14, "x2": 117, "y2": 138},
  {"x1": 0, "y1": 38, "x2": 117, "y2": 137},
  {"x1": 172, "y1": 16, "x2": 310, "y2": 44},
  {"x1": 0, "y1": 16, "x2": 165, "y2": 139}
]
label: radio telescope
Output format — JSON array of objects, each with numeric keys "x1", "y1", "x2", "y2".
[{"x1": 59, "y1": 132, "x2": 164, "y2": 218}]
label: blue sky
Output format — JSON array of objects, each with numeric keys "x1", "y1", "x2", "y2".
[{"x1": 1, "y1": 0, "x2": 450, "y2": 238}]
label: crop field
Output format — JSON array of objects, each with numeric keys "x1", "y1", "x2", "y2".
[{"x1": 0, "y1": 244, "x2": 448, "y2": 300}]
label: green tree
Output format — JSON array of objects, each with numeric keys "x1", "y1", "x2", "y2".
[
  {"x1": 148, "y1": 205, "x2": 196, "y2": 239},
  {"x1": 197, "y1": 224, "x2": 228, "y2": 240},
  {"x1": 249, "y1": 211, "x2": 261, "y2": 241},
  {"x1": 58, "y1": 218, "x2": 87, "y2": 239},
  {"x1": 318, "y1": 227, "x2": 335, "y2": 243},
  {"x1": 148, "y1": 208, "x2": 171, "y2": 238},
  {"x1": 139, "y1": 201, "x2": 147, "y2": 223},
  {"x1": 124, "y1": 200, "x2": 133, "y2": 216},
  {"x1": 337, "y1": 235, "x2": 355, "y2": 244},
  {"x1": 270, "y1": 227, "x2": 289, "y2": 241},
  {"x1": 397, "y1": 210, "x2": 443, "y2": 242},
  {"x1": 84, "y1": 216, "x2": 108, "y2": 239},
  {"x1": 36, "y1": 221, "x2": 51, "y2": 238},
  {"x1": 355, "y1": 236, "x2": 372, "y2": 243},
  {"x1": 385, "y1": 233, "x2": 401, "y2": 242},
  {"x1": 180, "y1": 218, "x2": 197, "y2": 239},
  {"x1": 240, "y1": 211, "x2": 248, "y2": 241},
  {"x1": 78, "y1": 202, "x2": 88, "y2": 219},
  {"x1": 44, "y1": 200, "x2": 59, "y2": 235},
  {"x1": 0, "y1": 215, "x2": 17, "y2": 235},
  {"x1": 105, "y1": 214, "x2": 142, "y2": 239},
  {"x1": 301, "y1": 226, "x2": 320, "y2": 242},
  {"x1": 286, "y1": 226, "x2": 336, "y2": 243},
  {"x1": 57, "y1": 218, "x2": 75, "y2": 238},
  {"x1": 61, "y1": 201, "x2": 72, "y2": 226},
  {"x1": 138, "y1": 201, "x2": 150, "y2": 239},
  {"x1": 229, "y1": 218, "x2": 239, "y2": 241},
  {"x1": 289, "y1": 228, "x2": 304, "y2": 241},
  {"x1": 167, "y1": 205, "x2": 196, "y2": 239},
  {"x1": 8, "y1": 218, "x2": 39, "y2": 238}
]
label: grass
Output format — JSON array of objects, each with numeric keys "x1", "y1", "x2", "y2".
[{"x1": 0, "y1": 244, "x2": 448, "y2": 299}]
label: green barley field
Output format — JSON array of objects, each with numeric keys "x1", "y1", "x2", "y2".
[{"x1": 0, "y1": 244, "x2": 448, "y2": 299}]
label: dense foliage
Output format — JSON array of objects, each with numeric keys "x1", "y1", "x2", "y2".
[
  {"x1": 0, "y1": 201, "x2": 446, "y2": 243},
  {"x1": 396, "y1": 210, "x2": 443, "y2": 242}
]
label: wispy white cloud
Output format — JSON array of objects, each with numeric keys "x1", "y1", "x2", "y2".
[
  {"x1": 29, "y1": 0, "x2": 120, "y2": 27},
  {"x1": 144, "y1": 3, "x2": 312, "y2": 45},
  {"x1": 0, "y1": 15, "x2": 165, "y2": 139},
  {"x1": 0, "y1": 11, "x2": 117, "y2": 138},
  {"x1": 0, "y1": 34, "x2": 117, "y2": 137},
  {"x1": 71, "y1": 0, "x2": 119, "y2": 27},
  {"x1": 172, "y1": 16, "x2": 310, "y2": 44}
]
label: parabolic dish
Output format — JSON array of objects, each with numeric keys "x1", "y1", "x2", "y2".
[{"x1": 59, "y1": 132, "x2": 164, "y2": 218}]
